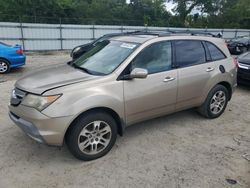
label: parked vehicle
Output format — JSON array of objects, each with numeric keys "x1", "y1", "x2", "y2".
[
  {"x1": 237, "y1": 52, "x2": 250, "y2": 85},
  {"x1": 0, "y1": 42, "x2": 25, "y2": 73},
  {"x1": 9, "y1": 32, "x2": 237, "y2": 161},
  {"x1": 71, "y1": 31, "x2": 149, "y2": 60},
  {"x1": 227, "y1": 36, "x2": 250, "y2": 55},
  {"x1": 71, "y1": 35, "x2": 108, "y2": 60}
]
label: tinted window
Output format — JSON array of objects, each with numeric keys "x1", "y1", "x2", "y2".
[
  {"x1": 206, "y1": 42, "x2": 226, "y2": 61},
  {"x1": 131, "y1": 41, "x2": 172, "y2": 74},
  {"x1": 175, "y1": 40, "x2": 206, "y2": 67}
]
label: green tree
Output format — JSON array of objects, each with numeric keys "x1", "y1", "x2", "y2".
[{"x1": 168, "y1": 0, "x2": 223, "y2": 26}]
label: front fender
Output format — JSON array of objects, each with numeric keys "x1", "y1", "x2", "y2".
[{"x1": 42, "y1": 82, "x2": 124, "y2": 121}]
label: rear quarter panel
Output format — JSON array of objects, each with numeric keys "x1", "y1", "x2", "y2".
[
  {"x1": 196, "y1": 38, "x2": 236, "y2": 103},
  {"x1": 201, "y1": 43, "x2": 237, "y2": 103}
]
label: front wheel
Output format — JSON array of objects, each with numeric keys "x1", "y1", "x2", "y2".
[
  {"x1": 66, "y1": 111, "x2": 117, "y2": 161},
  {"x1": 198, "y1": 85, "x2": 229, "y2": 119}
]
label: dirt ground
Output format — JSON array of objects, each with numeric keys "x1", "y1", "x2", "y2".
[{"x1": 0, "y1": 52, "x2": 250, "y2": 188}]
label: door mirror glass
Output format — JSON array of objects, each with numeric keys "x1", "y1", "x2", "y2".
[{"x1": 130, "y1": 68, "x2": 148, "y2": 79}]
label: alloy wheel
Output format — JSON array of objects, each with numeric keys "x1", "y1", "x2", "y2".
[
  {"x1": 210, "y1": 90, "x2": 226, "y2": 114},
  {"x1": 78, "y1": 120, "x2": 112, "y2": 155},
  {"x1": 0, "y1": 61, "x2": 8, "y2": 73}
]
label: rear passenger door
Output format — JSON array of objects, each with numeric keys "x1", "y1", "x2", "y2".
[{"x1": 174, "y1": 40, "x2": 215, "y2": 110}]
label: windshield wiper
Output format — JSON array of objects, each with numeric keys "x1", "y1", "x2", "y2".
[
  {"x1": 70, "y1": 63, "x2": 92, "y2": 74},
  {"x1": 70, "y1": 63, "x2": 105, "y2": 76}
]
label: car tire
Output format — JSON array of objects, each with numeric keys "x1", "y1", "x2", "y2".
[
  {"x1": 66, "y1": 111, "x2": 117, "y2": 161},
  {"x1": 0, "y1": 59, "x2": 10, "y2": 74},
  {"x1": 198, "y1": 85, "x2": 229, "y2": 119}
]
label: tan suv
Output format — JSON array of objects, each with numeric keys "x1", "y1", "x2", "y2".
[{"x1": 9, "y1": 32, "x2": 237, "y2": 160}]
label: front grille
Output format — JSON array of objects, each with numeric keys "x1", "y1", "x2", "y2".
[{"x1": 10, "y1": 88, "x2": 26, "y2": 106}]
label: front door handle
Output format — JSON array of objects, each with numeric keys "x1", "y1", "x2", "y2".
[
  {"x1": 163, "y1": 76, "x2": 175, "y2": 82},
  {"x1": 206, "y1": 67, "x2": 215, "y2": 72}
]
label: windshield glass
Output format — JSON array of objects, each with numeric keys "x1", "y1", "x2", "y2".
[{"x1": 73, "y1": 40, "x2": 138, "y2": 75}]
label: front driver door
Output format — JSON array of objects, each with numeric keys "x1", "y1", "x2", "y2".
[{"x1": 123, "y1": 41, "x2": 178, "y2": 125}]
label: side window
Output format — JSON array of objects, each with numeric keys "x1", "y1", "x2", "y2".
[
  {"x1": 131, "y1": 41, "x2": 172, "y2": 74},
  {"x1": 175, "y1": 40, "x2": 206, "y2": 67},
  {"x1": 205, "y1": 41, "x2": 226, "y2": 61}
]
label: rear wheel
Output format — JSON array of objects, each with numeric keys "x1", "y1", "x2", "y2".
[
  {"x1": 66, "y1": 111, "x2": 117, "y2": 161},
  {"x1": 0, "y1": 59, "x2": 10, "y2": 73},
  {"x1": 198, "y1": 85, "x2": 229, "y2": 118}
]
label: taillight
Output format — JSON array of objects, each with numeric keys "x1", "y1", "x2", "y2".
[
  {"x1": 16, "y1": 49, "x2": 23, "y2": 54},
  {"x1": 233, "y1": 58, "x2": 238, "y2": 68}
]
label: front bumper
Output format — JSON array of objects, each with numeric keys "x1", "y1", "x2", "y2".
[
  {"x1": 237, "y1": 67, "x2": 250, "y2": 85},
  {"x1": 9, "y1": 104, "x2": 73, "y2": 146},
  {"x1": 9, "y1": 112, "x2": 45, "y2": 143}
]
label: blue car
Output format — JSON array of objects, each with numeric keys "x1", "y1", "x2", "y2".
[{"x1": 0, "y1": 42, "x2": 26, "y2": 73}]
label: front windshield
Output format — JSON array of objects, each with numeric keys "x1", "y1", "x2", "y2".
[{"x1": 73, "y1": 40, "x2": 138, "y2": 75}]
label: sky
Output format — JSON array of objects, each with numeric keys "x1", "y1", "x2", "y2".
[
  {"x1": 126, "y1": 1, "x2": 200, "y2": 15},
  {"x1": 165, "y1": 2, "x2": 176, "y2": 14},
  {"x1": 165, "y1": 1, "x2": 200, "y2": 15},
  {"x1": 125, "y1": 1, "x2": 177, "y2": 15}
]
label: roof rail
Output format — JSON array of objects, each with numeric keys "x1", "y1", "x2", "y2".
[
  {"x1": 102, "y1": 30, "x2": 161, "y2": 37},
  {"x1": 138, "y1": 29, "x2": 220, "y2": 37},
  {"x1": 159, "y1": 29, "x2": 220, "y2": 37},
  {"x1": 104, "y1": 29, "x2": 221, "y2": 38}
]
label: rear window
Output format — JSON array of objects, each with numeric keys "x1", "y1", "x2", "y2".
[
  {"x1": 205, "y1": 42, "x2": 226, "y2": 61},
  {"x1": 174, "y1": 40, "x2": 206, "y2": 67}
]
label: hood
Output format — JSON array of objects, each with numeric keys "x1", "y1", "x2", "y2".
[
  {"x1": 238, "y1": 52, "x2": 250, "y2": 65},
  {"x1": 15, "y1": 64, "x2": 97, "y2": 94}
]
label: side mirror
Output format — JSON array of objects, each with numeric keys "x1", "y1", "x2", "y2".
[{"x1": 130, "y1": 68, "x2": 148, "y2": 79}]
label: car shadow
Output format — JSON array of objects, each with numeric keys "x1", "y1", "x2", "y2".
[
  {"x1": 237, "y1": 84, "x2": 250, "y2": 91},
  {"x1": 123, "y1": 109, "x2": 202, "y2": 138},
  {"x1": 1, "y1": 67, "x2": 26, "y2": 82}
]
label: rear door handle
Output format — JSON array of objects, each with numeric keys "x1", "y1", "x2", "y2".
[
  {"x1": 206, "y1": 67, "x2": 215, "y2": 72},
  {"x1": 163, "y1": 76, "x2": 175, "y2": 82}
]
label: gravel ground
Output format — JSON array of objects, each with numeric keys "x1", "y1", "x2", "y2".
[{"x1": 0, "y1": 52, "x2": 250, "y2": 188}]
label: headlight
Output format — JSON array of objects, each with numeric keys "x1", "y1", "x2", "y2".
[{"x1": 21, "y1": 94, "x2": 61, "y2": 111}]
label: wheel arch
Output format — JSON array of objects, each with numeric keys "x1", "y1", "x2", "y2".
[
  {"x1": 65, "y1": 107, "x2": 125, "y2": 143},
  {"x1": 0, "y1": 57, "x2": 11, "y2": 64},
  {"x1": 217, "y1": 81, "x2": 232, "y2": 101}
]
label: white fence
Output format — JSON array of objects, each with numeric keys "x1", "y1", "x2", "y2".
[{"x1": 0, "y1": 22, "x2": 250, "y2": 51}]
